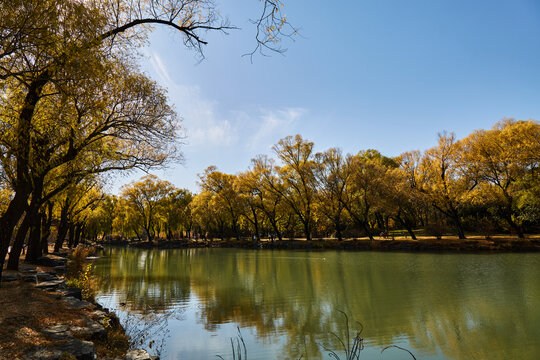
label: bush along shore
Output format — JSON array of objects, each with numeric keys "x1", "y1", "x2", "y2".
[
  {"x1": 99, "y1": 236, "x2": 540, "y2": 253},
  {"x1": 0, "y1": 246, "x2": 156, "y2": 360}
]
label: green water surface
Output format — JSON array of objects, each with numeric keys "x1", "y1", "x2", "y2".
[{"x1": 93, "y1": 247, "x2": 540, "y2": 360}]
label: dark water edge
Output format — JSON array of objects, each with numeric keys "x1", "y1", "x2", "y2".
[{"x1": 98, "y1": 237, "x2": 540, "y2": 253}]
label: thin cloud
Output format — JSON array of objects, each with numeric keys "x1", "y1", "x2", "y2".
[{"x1": 246, "y1": 107, "x2": 307, "y2": 151}]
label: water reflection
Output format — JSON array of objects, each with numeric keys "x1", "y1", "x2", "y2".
[{"x1": 94, "y1": 248, "x2": 540, "y2": 360}]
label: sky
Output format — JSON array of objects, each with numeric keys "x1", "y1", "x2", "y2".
[{"x1": 112, "y1": 0, "x2": 540, "y2": 193}]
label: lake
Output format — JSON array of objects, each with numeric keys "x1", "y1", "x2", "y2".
[{"x1": 93, "y1": 247, "x2": 540, "y2": 359}]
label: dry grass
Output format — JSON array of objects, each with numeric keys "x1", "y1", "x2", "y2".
[
  {"x1": 0, "y1": 283, "x2": 87, "y2": 359},
  {"x1": 0, "y1": 282, "x2": 129, "y2": 359},
  {"x1": 1, "y1": 245, "x2": 128, "y2": 359},
  {"x1": 68, "y1": 246, "x2": 96, "y2": 278}
]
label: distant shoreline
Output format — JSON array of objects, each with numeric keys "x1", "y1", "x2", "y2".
[{"x1": 97, "y1": 236, "x2": 540, "y2": 253}]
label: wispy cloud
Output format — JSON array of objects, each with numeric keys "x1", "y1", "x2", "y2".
[
  {"x1": 246, "y1": 107, "x2": 306, "y2": 151},
  {"x1": 146, "y1": 51, "x2": 306, "y2": 154},
  {"x1": 148, "y1": 51, "x2": 237, "y2": 148}
]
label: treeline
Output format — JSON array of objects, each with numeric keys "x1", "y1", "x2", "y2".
[
  {"x1": 0, "y1": 0, "x2": 288, "y2": 278},
  {"x1": 84, "y1": 119, "x2": 539, "y2": 243},
  {"x1": 0, "y1": 0, "x2": 295, "y2": 280}
]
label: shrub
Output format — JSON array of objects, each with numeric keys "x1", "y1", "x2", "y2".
[
  {"x1": 68, "y1": 246, "x2": 96, "y2": 278},
  {"x1": 65, "y1": 264, "x2": 98, "y2": 301}
]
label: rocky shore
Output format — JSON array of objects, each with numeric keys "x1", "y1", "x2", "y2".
[{"x1": 0, "y1": 252, "x2": 156, "y2": 360}]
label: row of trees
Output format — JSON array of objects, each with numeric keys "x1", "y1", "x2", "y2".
[
  {"x1": 80, "y1": 119, "x2": 540, "y2": 243},
  {"x1": 0, "y1": 0, "x2": 294, "y2": 279}
]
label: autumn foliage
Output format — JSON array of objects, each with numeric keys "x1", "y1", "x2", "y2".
[{"x1": 83, "y1": 119, "x2": 539, "y2": 242}]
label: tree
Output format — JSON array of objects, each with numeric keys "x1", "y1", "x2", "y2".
[
  {"x1": 314, "y1": 148, "x2": 350, "y2": 240},
  {"x1": 235, "y1": 171, "x2": 265, "y2": 241},
  {"x1": 198, "y1": 167, "x2": 242, "y2": 240},
  {"x1": 161, "y1": 188, "x2": 193, "y2": 240},
  {"x1": 379, "y1": 160, "x2": 425, "y2": 240},
  {"x1": 340, "y1": 150, "x2": 395, "y2": 241},
  {"x1": 272, "y1": 135, "x2": 317, "y2": 240},
  {"x1": 191, "y1": 190, "x2": 228, "y2": 241},
  {"x1": 0, "y1": 0, "x2": 297, "y2": 279},
  {"x1": 414, "y1": 133, "x2": 472, "y2": 239},
  {"x1": 460, "y1": 120, "x2": 540, "y2": 237},
  {"x1": 0, "y1": 0, "x2": 182, "y2": 275},
  {"x1": 113, "y1": 198, "x2": 145, "y2": 241},
  {"x1": 120, "y1": 174, "x2": 173, "y2": 241},
  {"x1": 249, "y1": 155, "x2": 287, "y2": 241}
]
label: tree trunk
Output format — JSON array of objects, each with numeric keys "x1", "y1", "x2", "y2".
[
  {"x1": 25, "y1": 211, "x2": 43, "y2": 263},
  {"x1": 250, "y1": 206, "x2": 260, "y2": 241},
  {"x1": 232, "y1": 219, "x2": 240, "y2": 240},
  {"x1": 395, "y1": 214, "x2": 417, "y2": 240},
  {"x1": 0, "y1": 189, "x2": 32, "y2": 283},
  {"x1": 8, "y1": 175, "x2": 46, "y2": 269},
  {"x1": 269, "y1": 218, "x2": 283, "y2": 241},
  {"x1": 451, "y1": 212, "x2": 466, "y2": 240},
  {"x1": 505, "y1": 215, "x2": 524, "y2": 239},
  {"x1": 303, "y1": 220, "x2": 311, "y2": 241},
  {"x1": 375, "y1": 212, "x2": 385, "y2": 232},
  {"x1": 0, "y1": 73, "x2": 50, "y2": 283},
  {"x1": 54, "y1": 204, "x2": 70, "y2": 252},
  {"x1": 334, "y1": 213, "x2": 343, "y2": 241},
  {"x1": 73, "y1": 224, "x2": 83, "y2": 247},
  {"x1": 7, "y1": 212, "x2": 30, "y2": 270},
  {"x1": 336, "y1": 226, "x2": 343, "y2": 241},
  {"x1": 67, "y1": 222, "x2": 76, "y2": 248},
  {"x1": 362, "y1": 222, "x2": 374, "y2": 242},
  {"x1": 41, "y1": 203, "x2": 53, "y2": 254}
]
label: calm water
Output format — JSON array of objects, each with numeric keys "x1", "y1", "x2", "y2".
[{"x1": 93, "y1": 247, "x2": 540, "y2": 360}]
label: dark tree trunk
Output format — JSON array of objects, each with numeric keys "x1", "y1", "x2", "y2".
[
  {"x1": 434, "y1": 203, "x2": 466, "y2": 240},
  {"x1": 73, "y1": 223, "x2": 83, "y2": 247},
  {"x1": 334, "y1": 213, "x2": 343, "y2": 241},
  {"x1": 451, "y1": 211, "x2": 466, "y2": 240},
  {"x1": 250, "y1": 205, "x2": 260, "y2": 242},
  {"x1": 303, "y1": 221, "x2": 310, "y2": 241},
  {"x1": 336, "y1": 226, "x2": 343, "y2": 241},
  {"x1": 403, "y1": 222, "x2": 417, "y2": 240},
  {"x1": 375, "y1": 212, "x2": 385, "y2": 232},
  {"x1": 8, "y1": 176, "x2": 46, "y2": 269},
  {"x1": 67, "y1": 222, "x2": 75, "y2": 248},
  {"x1": 505, "y1": 215, "x2": 524, "y2": 239},
  {"x1": 362, "y1": 222, "x2": 374, "y2": 242},
  {"x1": 232, "y1": 219, "x2": 240, "y2": 240},
  {"x1": 23, "y1": 180, "x2": 45, "y2": 263},
  {"x1": 0, "y1": 189, "x2": 32, "y2": 283},
  {"x1": 0, "y1": 73, "x2": 50, "y2": 283},
  {"x1": 7, "y1": 212, "x2": 30, "y2": 270},
  {"x1": 395, "y1": 213, "x2": 417, "y2": 240},
  {"x1": 25, "y1": 211, "x2": 43, "y2": 263},
  {"x1": 41, "y1": 203, "x2": 53, "y2": 254},
  {"x1": 54, "y1": 204, "x2": 70, "y2": 252},
  {"x1": 269, "y1": 218, "x2": 283, "y2": 241}
]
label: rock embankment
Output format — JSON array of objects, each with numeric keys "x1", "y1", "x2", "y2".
[{"x1": 1, "y1": 253, "x2": 155, "y2": 360}]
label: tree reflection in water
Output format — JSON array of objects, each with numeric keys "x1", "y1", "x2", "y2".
[{"x1": 93, "y1": 247, "x2": 540, "y2": 360}]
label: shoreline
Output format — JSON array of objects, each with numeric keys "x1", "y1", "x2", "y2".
[
  {"x1": 98, "y1": 237, "x2": 540, "y2": 253},
  {"x1": 0, "y1": 248, "x2": 156, "y2": 360}
]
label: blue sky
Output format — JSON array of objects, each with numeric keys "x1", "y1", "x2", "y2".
[{"x1": 114, "y1": 0, "x2": 540, "y2": 193}]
